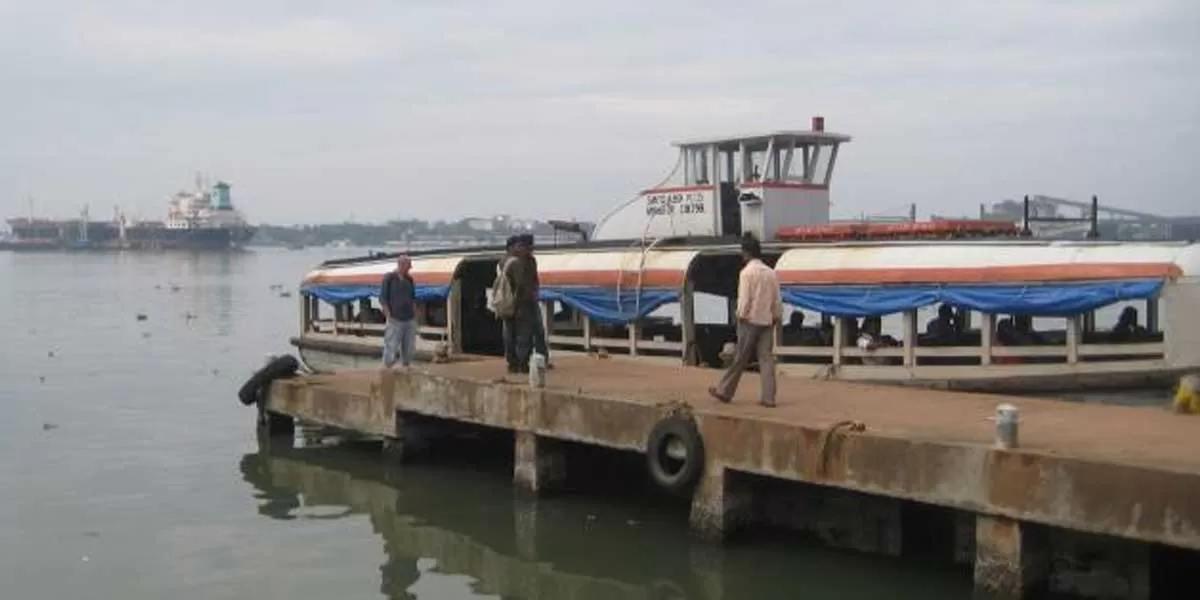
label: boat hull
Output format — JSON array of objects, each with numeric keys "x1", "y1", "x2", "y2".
[{"x1": 292, "y1": 334, "x2": 1181, "y2": 396}]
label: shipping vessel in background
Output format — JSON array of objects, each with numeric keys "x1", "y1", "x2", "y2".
[{"x1": 1, "y1": 176, "x2": 256, "y2": 251}]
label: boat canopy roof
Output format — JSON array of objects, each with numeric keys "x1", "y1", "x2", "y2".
[
  {"x1": 774, "y1": 241, "x2": 1198, "y2": 286},
  {"x1": 536, "y1": 249, "x2": 699, "y2": 289},
  {"x1": 774, "y1": 241, "x2": 1200, "y2": 318},
  {"x1": 671, "y1": 130, "x2": 851, "y2": 152}
]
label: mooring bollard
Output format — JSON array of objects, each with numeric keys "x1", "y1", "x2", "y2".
[
  {"x1": 995, "y1": 403, "x2": 1019, "y2": 449},
  {"x1": 529, "y1": 353, "x2": 547, "y2": 389}
]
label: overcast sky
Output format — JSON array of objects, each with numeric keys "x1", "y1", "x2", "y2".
[{"x1": 1, "y1": 0, "x2": 1197, "y2": 225}]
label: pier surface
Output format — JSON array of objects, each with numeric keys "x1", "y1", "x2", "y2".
[{"x1": 263, "y1": 355, "x2": 1200, "y2": 598}]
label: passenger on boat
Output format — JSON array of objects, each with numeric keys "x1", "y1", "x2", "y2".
[
  {"x1": 379, "y1": 255, "x2": 417, "y2": 369},
  {"x1": 1109, "y1": 306, "x2": 1148, "y2": 343},
  {"x1": 925, "y1": 304, "x2": 958, "y2": 343},
  {"x1": 356, "y1": 299, "x2": 385, "y2": 324},
  {"x1": 994, "y1": 318, "x2": 1027, "y2": 364},
  {"x1": 782, "y1": 312, "x2": 824, "y2": 346},
  {"x1": 1013, "y1": 314, "x2": 1045, "y2": 344},
  {"x1": 709, "y1": 234, "x2": 781, "y2": 407},
  {"x1": 506, "y1": 235, "x2": 541, "y2": 374},
  {"x1": 856, "y1": 316, "x2": 900, "y2": 365}
]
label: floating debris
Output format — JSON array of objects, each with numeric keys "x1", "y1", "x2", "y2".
[
  {"x1": 169, "y1": 284, "x2": 181, "y2": 292},
  {"x1": 141, "y1": 332, "x2": 151, "y2": 338},
  {"x1": 184, "y1": 312, "x2": 196, "y2": 321},
  {"x1": 136, "y1": 313, "x2": 148, "y2": 321},
  {"x1": 38, "y1": 376, "x2": 45, "y2": 383},
  {"x1": 279, "y1": 291, "x2": 293, "y2": 298},
  {"x1": 42, "y1": 423, "x2": 58, "y2": 431},
  {"x1": 47, "y1": 350, "x2": 55, "y2": 358}
]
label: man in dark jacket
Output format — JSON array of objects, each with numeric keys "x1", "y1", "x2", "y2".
[
  {"x1": 379, "y1": 255, "x2": 416, "y2": 368},
  {"x1": 505, "y1": 236, "x2": 540, "y2": 372},
  {"x1": 520, "y1": 234, "x2": 552, "y2": 368}
]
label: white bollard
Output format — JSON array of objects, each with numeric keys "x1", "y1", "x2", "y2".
[
  {"x1": 529, "y1": 353, "x2": 547, "y2": 389},
  {"x1": 995, "y1": 403, "x2": 1019, "y2": 449}
]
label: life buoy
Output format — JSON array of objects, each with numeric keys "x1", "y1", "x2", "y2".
[
  {"x1": 238, "y1": 354, "x2": 300, "y2": 406},
  {"x1": 645, "y1": 414, "x2": 705, "y2": 493}
]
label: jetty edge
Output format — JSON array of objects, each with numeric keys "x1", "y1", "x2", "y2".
[{"x1": 248, "y1": 354, "x2": 1200, "y2": 600}]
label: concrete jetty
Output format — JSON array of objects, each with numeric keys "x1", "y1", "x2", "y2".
[{"x1": 259, "y1": 355, "x2": 1200, "y2": 599}]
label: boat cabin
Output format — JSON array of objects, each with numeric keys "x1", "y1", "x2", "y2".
[{"x1": 590, "y1": 117, "x2": 850, "y2": 242}]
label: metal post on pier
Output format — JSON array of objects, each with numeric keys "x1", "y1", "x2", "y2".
[{"x1": 995, "y1": 404, "x2": 1019, "y2": 449}]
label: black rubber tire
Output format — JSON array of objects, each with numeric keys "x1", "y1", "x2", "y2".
[
  {"x1": 238, "y1": 354, "x2": 300, "y2": 406},
  {"x1": 645, "y1": 415, "x2": 704, "y2": 493}
]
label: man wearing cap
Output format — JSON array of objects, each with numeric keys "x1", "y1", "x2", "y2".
[
  {"x1": 505, "y1": 235, "x2": 540, "y2": 372},
  {"x1": 380, "y1": 255, "x2": 417, "y2": 368},
  {"x1": 519, "y1": 233, "x2": 552, "y2": 368}
]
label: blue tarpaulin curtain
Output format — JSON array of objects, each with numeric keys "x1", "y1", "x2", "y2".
[
  {"x1": 538, "y1": 287, "x2": 679, "y2": 324},
  {"x1": 780, "y1": 278, "x2": 1164, "y2": 318},
  {"x1": 301, "y1": 283, "x2": 451, "y2": 304}
]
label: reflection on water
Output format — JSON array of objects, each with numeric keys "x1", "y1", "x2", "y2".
[{"x1": 240, "y1": 431, "x2": 972, "y2": 600}]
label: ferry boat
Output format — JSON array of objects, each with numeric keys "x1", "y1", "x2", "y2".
[{"x1": 288, "y1": 119, "x2": 1200, "y2": 394}]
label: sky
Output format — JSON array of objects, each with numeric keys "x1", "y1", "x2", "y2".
[{"x1": 1, "y1": 0, "x2": 1197, "y2": 225}]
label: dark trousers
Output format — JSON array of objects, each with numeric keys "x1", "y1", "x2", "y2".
[
  {"x1": 532, "y1": 310, "x2": 549, "y2": 360},
  {"x1": 502, "y1": 318, "x2": 517, "y2": 369},
  {"x1": 513, "y1": 300, "x2": 539, "y2": 371}
]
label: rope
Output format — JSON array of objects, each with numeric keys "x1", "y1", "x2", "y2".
[{"x1": 813, "y1": 419, "x2": 867, "y2": 479}]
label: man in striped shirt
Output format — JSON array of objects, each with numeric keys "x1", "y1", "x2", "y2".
[{"x1": 709, "y1": 234, "x2": 782, "y2": 407}]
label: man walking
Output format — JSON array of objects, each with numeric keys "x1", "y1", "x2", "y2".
[
  {"x1": 380, "y1": 255, "x2": 417, "y2": 368},
  {"x1": 709, "y1": 234, "x2": 781, "y2": 407}
]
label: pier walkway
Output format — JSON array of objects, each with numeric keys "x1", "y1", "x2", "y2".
[{"x1": 261, "y1": 355, "x2": 1200, "y2": 599}]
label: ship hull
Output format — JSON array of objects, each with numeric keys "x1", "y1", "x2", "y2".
[{"x1": 0, "y1": 225, "x2": 256, "y2": 251}]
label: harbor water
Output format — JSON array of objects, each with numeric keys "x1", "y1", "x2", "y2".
[{"x1": 0, "y1": 248, "x2": 1140, "y2": 599}]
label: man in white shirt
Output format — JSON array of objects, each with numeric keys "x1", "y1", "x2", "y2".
[{"x1": 709, "y1": 234, "x2": 782, "y2": 407}]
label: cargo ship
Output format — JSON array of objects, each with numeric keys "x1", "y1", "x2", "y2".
[{"x1": 1, "y1": 176, "x2": 256, "y2": 251}]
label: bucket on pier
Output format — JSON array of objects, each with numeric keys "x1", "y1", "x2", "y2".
[
  {"x1": 995, "y1": 403, "x2": 1019, "y2": 449},
  {"x1": 529, "y1": 353, "x2": 547, "y2": 389}
]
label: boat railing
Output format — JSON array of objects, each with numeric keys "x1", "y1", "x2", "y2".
[
  {"x1": 542, "y1": 301, "x2": 687, "y2": 358},
  {"x1": 773, "y1": 312, "x2": 1166, "y2": 370},
  {"x1": 308, "y1": 318, "x2": 448, "y2": 341}
]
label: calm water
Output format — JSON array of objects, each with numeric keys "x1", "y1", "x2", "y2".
[{"x1": 0, "y1": 249, "x2": 979, "y2": 599}]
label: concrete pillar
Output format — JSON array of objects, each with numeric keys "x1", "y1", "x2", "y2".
[
  {"x1": 689, "y1": 464, "x2": 751, "y2": 541},
  {"x1": 513, "y1": 430, "x2": 566, "y2": 494},
  {"x1": 974, "y1": 515, "x2": 1049, "y2": 599}
]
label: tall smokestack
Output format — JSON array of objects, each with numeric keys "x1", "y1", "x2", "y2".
[{"x1": 811, "y1": 116, "x2": 825, "y2": 132}]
